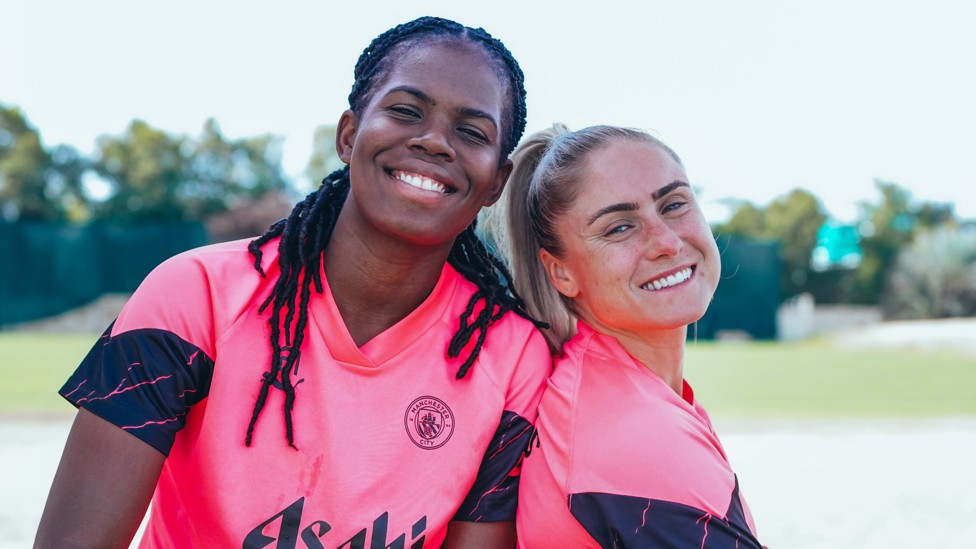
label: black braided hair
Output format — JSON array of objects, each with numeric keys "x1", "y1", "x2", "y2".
[
  {"x1": 245, "y1": 16, "x2": 541, "y2": 448},
  {"x1": 348, "y1": 16, "x2": 527, "y2": 159}
]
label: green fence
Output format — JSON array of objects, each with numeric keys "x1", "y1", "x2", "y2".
[
  {"x1": 3, "y1": 223, "x2": 782, "y2": 337},
  {"x1": 0, "y1": 221, "x2": 207, "y2": 327},
  {"x1": 695, "y1": 235, "x2": 780, "y2": 340}
]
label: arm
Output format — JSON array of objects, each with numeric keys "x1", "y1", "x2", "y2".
[
  {"x1": 34, "y1": 408, "x2": 165, "y2": 549},
  {"x1": 442, "y1": 520, "x2": 516, "y2": 549}
]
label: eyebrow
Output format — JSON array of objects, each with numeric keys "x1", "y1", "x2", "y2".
[
  {"x1": 651, "y1": 181, "x2": 690, "y2": 200},
  {"x1": 585, "y1": 181, "x2": 691, "y2": 227},
  {"x1": 586, "y1": 202, "x2": 638, "y2": 227},
  {"x1": 386, "y1": 85, "x2": 498, "y2": 129}
]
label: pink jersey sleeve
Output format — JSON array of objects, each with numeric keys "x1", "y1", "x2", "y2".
[
  {"x1": 453, "y1": 322, "x2": 551, "y2": 522},
  {"x1": 59, "y1": 240, "x2": 259, "y2": 455}
]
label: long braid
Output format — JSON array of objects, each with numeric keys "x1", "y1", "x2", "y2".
[
  {"x1": 246, "y1": 16, "x2": 538, "y2": 448},
  {"x1": 246, "y1": 167, "x2": 349, "y2": 447},
  {"x1": 447, "y1": 221, "x2": 546, "y2": 379}
]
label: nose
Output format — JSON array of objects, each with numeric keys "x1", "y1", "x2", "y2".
[
  {"x1": 644, "y1": 219, "x2": 682, "y2": 259},
  {"x1": 407, "y1": 119, "x2": 456, "y2": 161}
]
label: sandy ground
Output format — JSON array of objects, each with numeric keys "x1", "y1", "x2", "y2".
[
  {"x1": 3, "y1": 415, "x2": 974, "y2": 548},
  {"x1": 831, "y1": 317, "x2": 976, "y2": 356}
]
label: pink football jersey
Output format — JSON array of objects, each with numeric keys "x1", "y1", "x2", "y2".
[
  {"x1": 516, "y1": 322, "x2": 761, "y2": 548},
  {"x1": 61, "y1": 239, "x2": 550, "y2": 548}
]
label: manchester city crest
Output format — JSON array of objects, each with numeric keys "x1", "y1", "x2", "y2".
[{"x1": 404, "y1": 396, "x2": 455, "y2": 449}]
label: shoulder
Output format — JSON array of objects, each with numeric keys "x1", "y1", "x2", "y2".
[
  {"x1": 446, "y1": 265, "x2": 550, "y2": 369},
  {"x1": 476, "y1": 296, "x2": 551, "y2": 375},
  {"x1": 446, "y1": 266, "x2": 551, "y2": 403},
  {"x1": 151, "y1": 238, "x2": 272, "y2": 282},
  {"x1": 113, "y1": 238, "x2": 275, "y2": 347}
]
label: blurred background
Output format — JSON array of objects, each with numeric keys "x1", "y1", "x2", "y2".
[{"x1": 1, "y1": 1, "x2": 974, "y2": 548}]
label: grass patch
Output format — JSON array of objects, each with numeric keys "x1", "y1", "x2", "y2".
[
  {"x1": 686, "y1": 339, "x2": 976, "y2": 417},
  {"x1": 0, "y1": 332, "x2": 96, "y2": 414},
  {"x1": 2, "y1": 332, "x2": 975, "y2": 418}
]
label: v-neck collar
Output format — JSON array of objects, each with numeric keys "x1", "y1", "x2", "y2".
[
  {"x1": 578, "y1": 322, "x2": 697, "y2": 407},
  {"x1": 310, "y1": 262, "x2": 461, "y2": 368}
]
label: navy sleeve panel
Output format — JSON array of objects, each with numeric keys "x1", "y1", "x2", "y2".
[
  {"x1": 569, "y1": 480, "x2": 762, "y2": 549},
  {"x1": 453, "y1": 411, "x2": 534, "y2": 522},
  {"x1": 59, "y1": 324, "x2": 215, "y2": 456}
]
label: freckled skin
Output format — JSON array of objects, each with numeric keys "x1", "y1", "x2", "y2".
[{"x1": 541, "y1": 139, "x2": 720, "y2": 342}]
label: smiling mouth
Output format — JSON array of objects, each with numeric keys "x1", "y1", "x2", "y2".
[
  {"x1": 392, "y1": 170, "x2": 454, "y2": 194},
  {"x1": 640, "y1": 267, "x2": 693, "y2": 291}
]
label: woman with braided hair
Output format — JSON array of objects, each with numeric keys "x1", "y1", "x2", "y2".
[{"x1": 36, "y1": 17, "x2": 550, "y2": 548}]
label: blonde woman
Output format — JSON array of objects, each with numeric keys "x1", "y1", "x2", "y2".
[{"x1": 491, "y1": 124, "x2": 764, "y2": 548}]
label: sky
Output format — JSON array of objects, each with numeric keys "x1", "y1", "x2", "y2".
[{"x1": 2, "y1": 0, "x2": 974, "y2": 222}]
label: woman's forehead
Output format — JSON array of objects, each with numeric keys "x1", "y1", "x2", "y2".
[
  {"x1": 372, "y1": 41, "x2": 507, "y2": 115},
  {"x1": 578, "y1": 140, "x2": 687, "y2": 196}
]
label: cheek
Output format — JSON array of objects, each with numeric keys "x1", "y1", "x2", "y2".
[
  {"x1": 584, "y1": 248, "x2": 634, "y2": 291},
  {"x1": 700, "y1": 232, "x2": 722, "y2": 289},
  {"x1": 472, "y1": 156, "x2": 504, "y2": 191}
]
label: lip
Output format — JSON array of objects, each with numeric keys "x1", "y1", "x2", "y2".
[
  {"x1": 639, "y1": 265, "x2": 696, "y2": 291},
  {"x1": 387, "y1": 166, "x2": 458, "y2": 195}
]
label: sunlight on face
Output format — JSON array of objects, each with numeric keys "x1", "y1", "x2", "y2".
[{"x1": 541, "y1": 138, "x2": 720, "y2": 338}]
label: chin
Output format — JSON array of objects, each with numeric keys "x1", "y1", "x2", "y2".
[{"x1": 666, "y1": 308, "x2": 711, "y2": 330}]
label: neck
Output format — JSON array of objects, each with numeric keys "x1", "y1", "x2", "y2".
[
  {"x1": 581, "y1": 317, "x2": 688, "y2": 395},
  {"x1": 323, "y1": 203, "x2": 456, "y2": 347}
]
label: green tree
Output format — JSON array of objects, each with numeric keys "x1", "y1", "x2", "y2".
[
  {"x1": 92, "y1": 119, "x2": 187, "y2": 221},
  {"x1": 305, "y1": 124, "x2": 343, "y2": 192},
  {"x1": 92, "y1": 119, "x2": 290, "y2": 222},
  {"x1": 715, "y1": 188, "x2": 827, "y2": 300},
  {"x1": 187, "y1": 119, "x2": 290, "y2": 216},
  {"x1": 0, "y1": 104, "x2": 89, "y2": 221},
  {"x1": 883, "y1": 225, "x2": 976, "y2": 319},
  {"x1": 850, "y1": 180, "x2": 955, "y2": 304}
]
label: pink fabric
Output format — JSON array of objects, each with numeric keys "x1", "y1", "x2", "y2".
[
  {"x1": 517, "y1": 322, "x2": 757, "y2": 548},
  {"x1": 66, "y1": 239, "x2": 550, "y2": 548}
]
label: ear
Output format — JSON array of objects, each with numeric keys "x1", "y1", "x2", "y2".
[
  {"x1": 482, "y1": 158, "x2": 513, "y2": 207},
  {"x1": 540, "y1": 248, "x2": 580, "y2": 299},
  {"x1": 336, "y1": 109, "x2": 357, "y2": 164}
]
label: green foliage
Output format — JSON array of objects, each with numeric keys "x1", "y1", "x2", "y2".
[
  {"x1": 305, "y1": 124, "x2": 343, "y2": 192},
  {"x1": 93, "y1": 120, "x2": 185, "y2": 221},
  {"x1": 852, "y1": 180, "x2": 956, "y2": 304},
  {"x1": 0, "y1": 104, "x2": 89, "y2": 222},
  {"x1": 715, "y1": 188, "x2": 827, "y2": 299},
  {"x1": 2, "y1": 103, "x2": 294, "y2": 224},
  {"x1": 718, "y1": 180, "x2": 962, "y2": 306},
  {"x1": 93, "y1": 118, "x2": 290, "y2": 222},
  {"x1": 883, "y1": 226, "x2": 976, "y2": 319}
]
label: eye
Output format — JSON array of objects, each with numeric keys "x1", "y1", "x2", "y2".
[
  {"x1": 604, "y1": 223, "x2": 633, "y2": 237},
  {"x1": 661, "y1": 198, "x2": 689, "y2": 214},
  {"x1": 458, "y1": 125, "x2": 490, "y2": 144},
  {"x1": 388, "y1": 105, "x2": 421, "y2": 119}
]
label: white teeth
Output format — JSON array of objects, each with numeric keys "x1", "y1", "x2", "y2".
[
  {"x1": 395, "y1": 171, "x2": 448, "y2": 194},
  {"x1": 641, "y1": 267, "x2": 693, "y2": 291}
]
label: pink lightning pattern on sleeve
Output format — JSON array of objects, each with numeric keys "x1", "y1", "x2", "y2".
[
  {"x1": 73, "y1": 363, "x2": 174, "y2": 405},
  {"x1": 637, "y1": 499, "x2": 651, "y2": 534},
  {"x1": 697, "y1": 513, "x2": 712, "y2": 549},
  {"x1": 454, "y1": 410, "x2": 536, "y2": 521},
  {"x1": 59, "y1": 325, "x2": 216, "y2": 456}
]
